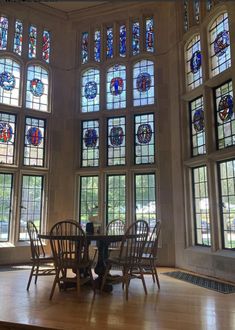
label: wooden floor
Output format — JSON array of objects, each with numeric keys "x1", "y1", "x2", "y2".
[{"x1": 0, "y1": 267, "x2": 234, "y2": 330}]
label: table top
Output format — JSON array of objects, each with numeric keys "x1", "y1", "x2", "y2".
[{"x1": 38, "y1": 233, "x2": 124, "y2": 243}]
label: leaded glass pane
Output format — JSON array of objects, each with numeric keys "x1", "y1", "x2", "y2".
[
  {"x1": 81, "y1": 32, "x2": 88, "y2": 64},
  {"x1": 13, "y1": 19, "x2": 23, "y2": 56},
  {"x1": 192, "y1": 166, "x2": 211, "y2": 246},
  {"x1": 19, "y1": 175, "x2": 43, "y2": 240},
  {"x1": 107, "y1": 116, "x2": 125, "y2": 166},
  {"x1": 185, "y1": 35, "x2": 202, "y2": 90},
  {"x1": 79, "y1": 176, "x2": 99, "y2": 230},
  {"x1": 209, "y1": 13, "x2": 231, "y2": 77},
  {"x1": 0, "y1": 16, "x2": 8, "y2": 50},
  {"x1": 215, "y1": 81, "x2": 234, "y2": 149},
  {"x1": 119, "y1": 24, "x2": 126, "y2": 57},
  {"x1": 0, "y1": 112, "x2": 16, "y2": 164},
  {"x1": 184, "y1": 0, "x2": 189, "y2": 32},
  {"x1": 94, "y1": 30, "x2": 101, "y2": 62},
  {"x1": 190, "y1": 97, "x2": 206, "y2": 156},
  {"x1": 107, "y1": 175, "x2": 126, "y2": 223},
  {"x1": 81, "y1": 120, "x2": 99, "y2": 167},
  {"x1": 26, "y1": 65, "x2": 49, "y2": 111},
  {"x1": 81, "y1": 68, "x2": 100, "y2": 113},
  {"x1": 145, "y1": 17, "x2": 154, "y2": 52},
  {"x1": 206, "y1": 0, "x2": 213, "y2": 11},
  {"x1": 135, "y1": 173, "x2": 156, "y2": 232},
  {"x1": 106, "y1": 26, "x2": 113, "y2": 59},
  {"x1": 0, "y1": 173, "x2": 13, "y2": 242},
  {"x1": 0, "y1": 58, "x2": 20, "y2": 107},
  {"x1": 28, "y1": 25, "x2": 37, "y2": 59},
  {"x1": 132, "y1": 21, "x2": 140, "y2": 55},
  {"x1": 193, "y1": 0, "x2": 200, "y2": 24},
  {"x1": 219, "y1": 160, "x2": 235, "y2": 249},
  {"x1": 133, "y1": 60, "x2": 154, "y2": 107},
  {"x1": 42, "y1": 30, "x2": 50, "y2": 63},
  {"x1": 106, "y1": 64, "x2": 126, "y2": 110},
  {"x1": 135, "y1": 113, "x2": 155, "y2": 164},
  {"x1": 24, "y1": 117, "x2": 45, "y2": 167}
]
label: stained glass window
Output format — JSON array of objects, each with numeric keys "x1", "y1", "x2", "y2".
[
  {"x1": 81, "y1": 120, "x2": 99, "y2": 167},
  {"x1": 185, "y1": 35, "x2": 202, "y2": 90},
  {"x1": 106, "y1": 26, "x2": 113, "y2": 59},
  {"x1": 107, "y1": 175, "x2": 126, "y2": 223},
  {"x1": 0, "y1": 173, "x2": 13, "y2": 242},
  {"x1": 0, "y1": 58, "x2": 20, "y2": 107},
  {"x1": 79, "y1": 176, "x2": 99, "y2": 229},
  {"x1": 135, "y1": 113, "x2": 155, "y2": 164},
  {"x1": 193, "y1": 0, "x2": 200, "y2": 24},
  {"x1": 24, "y1": 117, "x2": 45, "y2": 167},
  {"x1": 215, "y1": 81, "x2": 234, "y2": 150},
  {"x1": 145, "y1": 18, "x2": 154, "y2": 52},
  {"x1": 190, "y1": 97, "x2": 206, "y2": 156},
  {"x1": 26, "y1": 65, "x2": 48, "y2": 111},
  {"x1": 119, "y1": 24, "x2": 126, "y2": 57},
  {"x1": 107, "y1": 64, "x2": 126, "y2": 110},
  {"x1": 107, "y1": 116, "x2": 125, "y2": 166},
  {"x1": 81, "y1": 32, "x2": 88, "y2": 64},
  {"x1": 135, "y1": 173, "x2": 156, "y2": 232},
  {"x1": 0, "y1": 112, "x2": 16, "y2": 164},
  {"x1": 192, "y1": 166, "x2": 211, "y2": 246},
  {"x1": 133, "y1": 60, "x2": 154, "y2": 107},
  {"x1": 42, "y1": 30, "x2": 50, "y2": 63},
  {"x1": 132, "y1": 21, "x2": 140, "y2": 55},
  {"x1": 0, "y1": 16, "x2": 8, "y2": 50},
  {"x1": 13, "y1": 19, "x2": 23, "y2": 56},
  {"x1": 209, "y1": 13, "x2": 231, "y2": 77},
  {"x1": 219, "y1": 159, "x2": 235, "y2": 249},
  {"x1": 184, "y1": 0, "x2": 189, "y2": 32},
  {"x1": 206, "y1": 0, "x2": 213, "y2": 11},
  {"x1": 19, "y1": 175, "x2": 43, "y2": 240},
  {"x1": 94, "y1": 30, "x2": 101, "y2": 62},
  {"x1": 81, "y1": 68, "x2": 100, "y2": 113},
  {"x1": 28, "y1": 25, "x2": 37, "y2": 59}
]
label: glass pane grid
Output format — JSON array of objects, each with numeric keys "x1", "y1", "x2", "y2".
[
  {"x1": 107, "y1": 175, "x2": 126, "y2": 223},
  {"x1": 81, "y1": 68, "x2": 100, "y2": 113},
  {"x1": 13, "y1": 19, "x2": 23, "y2": 56},
  {"x1": 0, "y1": 112, "x2": 16, "y2": 164},
  {"x1": 190, "y1": 96, "x2": 206, "y2": 156},
  {"x1": 0, "y1": 173, "x2": 13, "y2": 242},
  {"x1": 81, "y1": 120, "x2": 99, "y2": 167},
  {"x1": 132, "y1": 21, "x2": 140, "y2": 55},
  {"x1": 106, "y1": 64, "x2": 126, "y2": 110},
  {"x1": 0, "y1": 58, "x2": 20, "y2": 107},
  {"x1": 133, "y1": 60, "x2": 154, "y2": 107},
  {"x1": 186, "y1": 35, "x2": 202, "y2": 90},
  {"x1": 0, "y1": 16, "x2": 8, "y2": 50},
  {"x1": 107, "y1": 117, "x2": 126, "y2": 166}
]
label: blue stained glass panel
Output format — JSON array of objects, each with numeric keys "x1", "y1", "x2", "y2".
[
  {"x1": 108, "y1": 117, "x2": 126, "y2": 166},
  {"x1": 0, "y1": 16, "x2": 8, "y2": 50},
  {"x1": 0, "y1": 71, "x2": 15, "y2": 91},
  {"x1": 133, "y1": 60, "x2": 154, "y2": 107},
  {"x1": 119, "y1": 24, "x2": 126, "y2": 57},
  {"x1": 0, "y1": 112, "x2": 16, "y2": 164},
  {"x1": 26, "y1": 127, "x2": 43, "y2": 146},
  {"x1": 81, "y1": 32, "x2": 88, "y2": 64},
  {"x1": 81, "y1": 68, "x2": 100, "y2": 113},
  {"x1": 190, "y1": 97, "x2": 206, "y2": 156},
  {"x1": 106, "y1": 27, "x2": 113, "y2": 59},
  {"x1": 82, "y1": 120, "x2": 99, "y2": 167},
  {"x1": 107, "y1": 64, "x2": 126, "y2": 110},
  {"x1": 214, "y1": 31, "x2": 230, "y2": 58},
  {"x1": 146, "y1": 18, "x2": 154, "y2": 52},
  {"x1": 194, "y1": 0, "x2": 200, "y2": 23},
  {"x1": 30, "y1": 78, "x2": 44, "y2": 97},
  {"x1": 28, "y1": 25, "x2": 37, "y2": 59},
  {"x1": 13, "y1": 19, "x2": 23, "y2": 56},
  {"x1": 94, "y1": 30, "x2": 101, "y2": 62},
  {"x1": 0, "y1": 58, "x2": 20, "y2": 107},
  {"x1": 132, "y1": 21, "x2": 140, "y2": 55},
  {"x1": 186, "y1": 35, "x2": 202, "y2": 90},
  {"x1": 42, "y1": 30, "x2": 50, "y2": 63}
]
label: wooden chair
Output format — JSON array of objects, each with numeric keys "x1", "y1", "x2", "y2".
[
  {"x1": 26, "y1": 220, "x2": 55, "y2": 291},
  {"x1": 49, "y1": 220, "x2": 95, "y2": 300},
  {"x1": 101, "y1": 220, "x2": 149, "y2": 300}
]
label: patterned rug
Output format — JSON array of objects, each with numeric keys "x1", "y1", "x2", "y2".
[{"x1": 163, "y1": 271, "x2": 235, "y2": 294}]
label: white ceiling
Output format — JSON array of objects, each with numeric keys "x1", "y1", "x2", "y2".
[{"x1": 41, "y1": 1, "x2": 109, "y2": 13}]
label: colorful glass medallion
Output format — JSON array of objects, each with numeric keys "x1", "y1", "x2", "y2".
[
  {"x1": 193, "y1": 109, "x2": 204, "y2": 132},
  {"x1": 214, "y1": 30, "x2": 230, "y2": 57},
  {"x1": 0, "y1": 122, "x2": 13, "y2": 142},
  {"x1": 27, "y1": 127, "x2": 42, "y2": 146},
  {"x1": 110, "y1": 77, "x2": 123, "y2": 96},
  {"x1": 110, "y1": 126, "x2": 124, "y2": 146},
  {"x1": 0, "y1": 71, "x2": 15, "y2": 91},
  {"x1": 137, "y1": 124, "x2": 152, "y2": 144},
  {"x1": 30, "y1": 78, "x2": 44, "y2": 97},
  {"x1": 85, "y1": 81, "x2": 97, "y2": 100},
  {"x1": 136, "y1": 73, "x2": 151, "y2": 92},
  {"x1": 190, "y1": 50, "x2": 201, "y2": 73},
  {"x1": 84, "y1": 128, "x2": 97, "y2": 148},
  {"x1": 218, "y1": 95, "x2": 233, "y2": 122}
]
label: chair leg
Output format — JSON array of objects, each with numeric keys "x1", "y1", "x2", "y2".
[
  {"x1": 27, "y1": 264, "x2": 35, "y2": 290},
  {"x1": 123, "y1": 271, "x2": 129, "y2": 301},
  {"x1": 139, "y1": 266, "x2": 148, "y2": 295},
  {"x1": 34, "y1": 264, "x2": 40, "y2": 284},
  {"x1": 150, "y1": 260, "x2": 155, "y2": 283},
  {"x1": 154, "y1": 267, "x2": 160, "y2": 289},
  {"x1": 76, "y1": 270, "x2": 81, "y2": 296},
  {"x1": 50, "y1": 273, "x2": 59, "y2": 300},
  {"x1": 100, "y1": 264, "x2": 111, "y2": 292}
]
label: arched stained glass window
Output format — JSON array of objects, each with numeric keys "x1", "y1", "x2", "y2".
[
  {"x1": 0, "y1": 58, "x2": 20, "y2": 106},
  {"x1": 28, "y1": 25, "x2": 37, "y2": 59},
  {"x1": 215, "y1": 80, "x2": 234, "y2": 149},
  {"x1": 24, "y1": 117, "x2": 45, "y2": 167},
  {"x1": 119, "y1": 24, "x2": 126, "y2": 57},
  {"x1": 0, "y1": 16, "x2": 8, "y2": 50},
  {"x1": 190, "y1": 96, "x2": 206, "y2": 156},
  {"x1": 0, "y1": 111, "x2": 16, "y2": 164},
  {"x1": 94, "y1": 30, "x2": 101, "y2": 62},
  {"x1": 81, "y1": 32, "x2": 88, "y2": 64},
  {"x1": 107, "y1": 116, "x2": 126, "y2": 166},
  {"x1": 81, "y1": 68, "x2": 100, "y2": 113},
  {"x1": 132, "y1": 21, "x2": 140, "y2": 55},
  {"x1": 133, "y1": 60, "x2": 154, "y2": 107},
  {"x1": 209, "y1": 12, "x2": 231, "y2": 77},
  {"x1": 106, "y1": 64, "x2": 126, "y2": 110},
  {"x1": 42, "y1": 30, "x2": 50, "y2": 63},
  {"x1": 26, "y1": 65, "x2": 49, "y2": 111},
  {"x1": 145, "y1": 17, "x2": 154, "y2": 52},
  {"x1": 135, "y1": 113, "x2": 155, "y2": 164},
  {"x1": 13, "y1": 19, "x2": 23, "y2": 56},
  {"x1": 106, "y1": 26, "x2": 113, "y2": 59},
  {"x1": 81, "y1": 120, "x2": 99, "y2": 167},
  {"x1": 185, "y1": 35, "x2": 202, "y2": 90}
]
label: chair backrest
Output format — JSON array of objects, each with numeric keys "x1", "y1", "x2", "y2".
[
  {"x1": 106, "y1": 219, "x2": 125, "y2": 235},
  {"x1": 27, "y1": 220, "x2": 45, "y2": 259},
  {"x1": 146, "y1": 220, "x2": 161, "y2": 258},
  {"x1": 119, "y1": 220, "x2": 149, "y2": 266}
]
